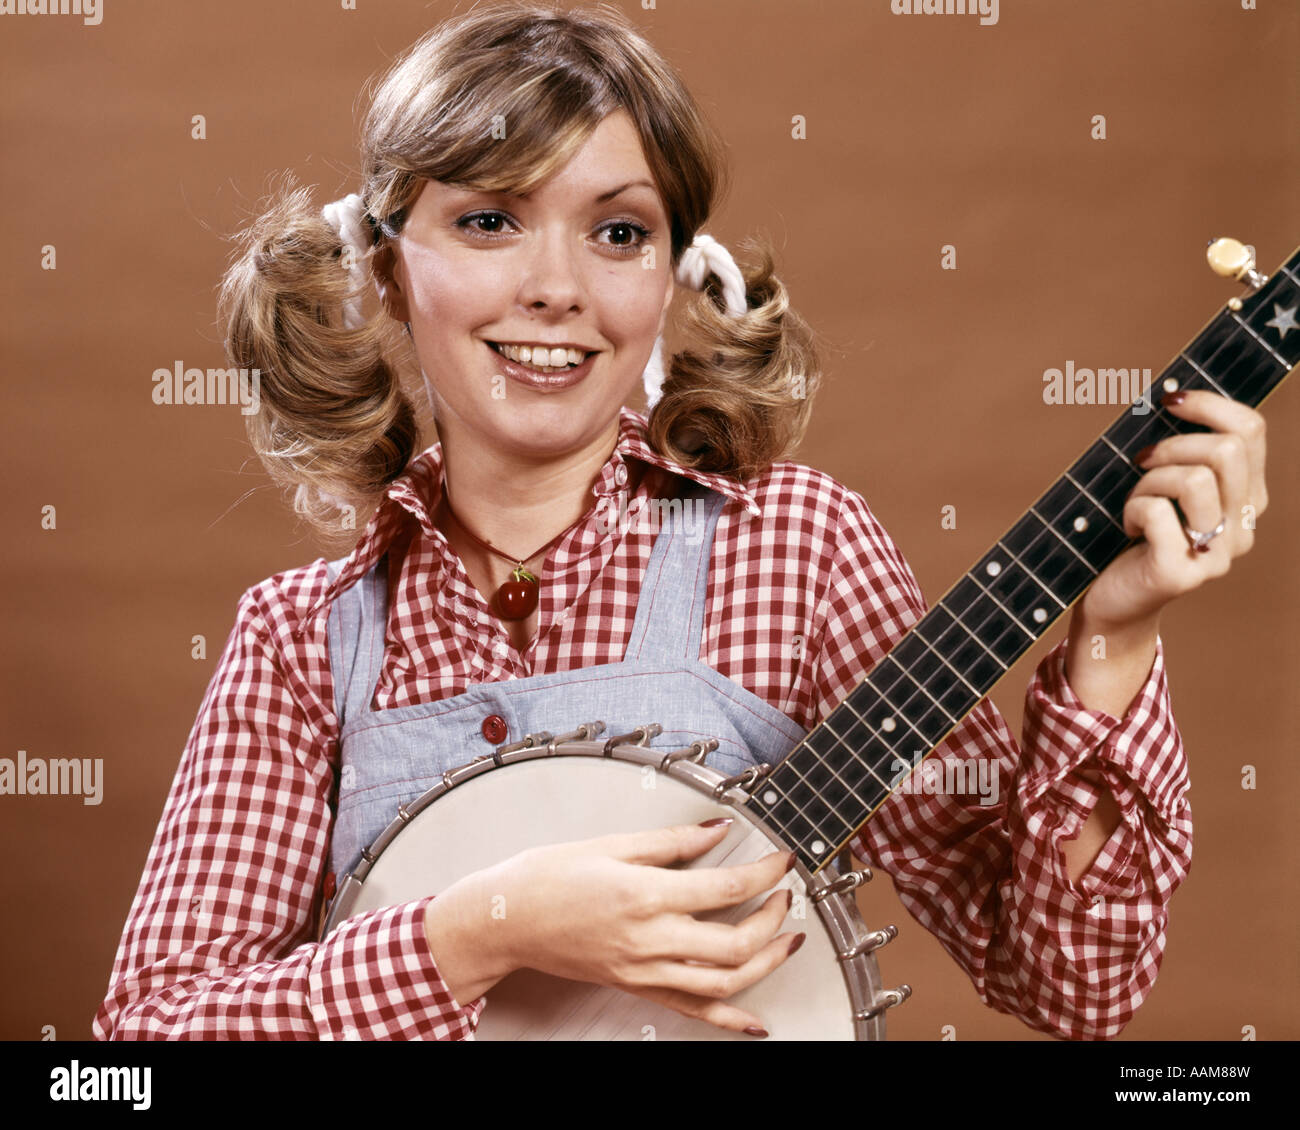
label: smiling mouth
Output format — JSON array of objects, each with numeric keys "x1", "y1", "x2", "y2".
[{"x1": 487, "y1": 342, "x2": 596, "y2": 374}]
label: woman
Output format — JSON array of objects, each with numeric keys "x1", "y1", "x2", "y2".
[{"x1": 94, "y1": 2, "x2": 1270, "y2": 1041}]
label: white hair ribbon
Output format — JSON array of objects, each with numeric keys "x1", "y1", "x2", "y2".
[
  {"x1": 321, "y1": 192, "x2": 371, "y2": 330},
  {"x1": 644, "y1": 233, "x2": 747, "y2": 409}
]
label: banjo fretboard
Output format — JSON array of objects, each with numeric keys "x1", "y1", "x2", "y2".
[{"x1": 756, "y1": 246, "x2": 1300, "y2": 872}]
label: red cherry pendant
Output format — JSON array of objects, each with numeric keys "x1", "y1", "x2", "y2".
[{"x1": 495, "y1": 566, "x2": 539, "y2": 621}]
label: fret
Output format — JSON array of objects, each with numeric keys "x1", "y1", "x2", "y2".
[
  {"x1": 834, "y1": 688, "x2": 932, "y2": 777},
  {"x1": 995, "y1": 539, "x2": 1068, "y2": 610},
  {"x1": 1177, "y1": 351, "x2": 1230, "y2": 398},
  {"x1": 868, "y1": 659, "x2": 960, "y2": 729},
  {"x1": 1184, "y1": 311, "x2": 1286, "y2": 406},
  {"x1": 833, "y1": 737, "x2": 899, "y2": 804},
  {"x1": 1025, "y1": 506, "x2": 1099, "y2": 575},
  {"x1": 1104, "y1": 394, "x2": 1179, "y2": 451},
  {"x1": 781, "y1": 765, "x2": 857, "y2": 848},
  {"x1": 1062, "y1": 470, "x2": 1128, "y2": 535},
  {"x1": 973, "y1": 545, "x2": 1068, "y2": 646},
  {"x1": 1243, "y1": 267, "x2": 1300, "y2": 372},
  {"x1": 966, "y1": 569, "x2": 1037, "y2": 642},
  {"x1": 915, "y1": 604, "x2": 1007, "y2": 694},
  {"x1": 1098, "y1": 432, "x2": 1140, "y2": 470},
  {"x1": 788, "y1": 732, "x2": 877, "y2": 821},
  {"x1": 1067, "y1": 443, "x2": 1144, "y2": 525},
  {"x1": 1033, "y1": 478, "x2": 1131, "y2": 567},
  {"x1": 813, "y1": 717, "x2": 896, "y2": 793},
  {"x1": 889, "y1": 622, "x2": 983, "y2": 717},
  {"x1": 760, "y1": 783, "x2": 820, "y2": 854},
  {"x1": 1232, "y1": 311, "x2": 1292, "y2": 370},
  {"x1": 862, "y1": 656, "x2": 959, "y2": 745}
]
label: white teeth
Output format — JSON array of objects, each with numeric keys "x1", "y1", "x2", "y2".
[{"x1": 493, "y1": 342, "x2": 587, "y2": 371}]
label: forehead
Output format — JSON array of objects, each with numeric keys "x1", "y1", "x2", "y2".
[{"x1": 448, "y1": 110, "x2": 661, "y2": 202}]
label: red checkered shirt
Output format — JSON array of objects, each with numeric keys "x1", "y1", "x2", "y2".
[{"x1": 93, "y1": 407, "x2": 1190, "y2": 1041}]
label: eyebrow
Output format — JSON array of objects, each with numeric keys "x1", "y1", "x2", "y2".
[
  {"x1": 590, "y1": 179, "x2": 657, "y2": 203},
  {"x1": 456, "y1": 179, "x2": 658, "y2": 203}
]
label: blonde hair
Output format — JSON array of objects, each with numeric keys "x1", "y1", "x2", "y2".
[{"x1": 219, "y1": 1, "x2": 822, "y2": 540}]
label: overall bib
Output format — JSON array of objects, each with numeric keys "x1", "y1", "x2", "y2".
[{"x1": 326, "y1": 484, "x2": 806, "y2": 881}]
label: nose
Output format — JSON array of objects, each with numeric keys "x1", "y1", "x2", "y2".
[{"x1": 515, "y1": 226, "x2": 588, "y2": 315}]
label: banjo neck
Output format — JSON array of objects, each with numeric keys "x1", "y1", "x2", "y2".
[{"x1": 755, "y1": 240, "x2": 1300, "y2": 874}]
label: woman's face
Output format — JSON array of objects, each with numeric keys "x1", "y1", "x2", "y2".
[{"x1": 386, "y1": 109, "x2": 675, "y2": 467}]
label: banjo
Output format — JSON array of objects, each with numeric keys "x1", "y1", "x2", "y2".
[{"x1": 319, "y1": 239, "x2": 1299, "y2": 1039}]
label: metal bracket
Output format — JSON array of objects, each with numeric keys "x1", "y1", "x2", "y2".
[
  {"x1": 855, "y1": 984, "x2": 912, "y2": 1021},
  {"x1": 602, "y1": 722, "x2": 663, "y2": 755},
  {"x1": 711, "y1": 761, "x2": 772, "y2": 800},
  {"x1": 660, "y1": 737, "x2": 718, "y2": 771},
  {"x1": 811, "y1": 868, "x2": 872, "y2": 903},
  {"x1": 837, "y1": 925, "x2": 898, "y2": 961}
]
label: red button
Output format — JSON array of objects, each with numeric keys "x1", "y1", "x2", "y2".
[{"x1": 481, "y1": 714, "x2": 508, "y2": 744}]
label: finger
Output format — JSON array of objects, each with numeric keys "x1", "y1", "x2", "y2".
[
  {"x1": 618, "y1": 983, "x2": 770, "y2": 1036},
  {"x1": 1125, "y1": 463, "x2": 1225, "y2": 549},
  {"x1": 648, "y1": 844, "x2": 795, "y2": 916},
  {"x1": 1120, "y1": 496, "x2": 1219, "y2": 592},
  {"x1": 647, "y1": 887, "x2": 793, "y2": 967},
  {"x1": 1159, "y1": 390, "x2": 1268, "y2": 512},
  {"x1": 597, "y1": 819, "x2": 739, "y2": 868},
  {"x1": 628, "y1": 928, "x2": 803, "y2": 1001},
  {"x1": 1136, "y1": 434, "x2": 1252, "y2": 548}
]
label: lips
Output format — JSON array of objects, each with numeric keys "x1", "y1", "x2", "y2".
[{"x1": 485, "y1": 340, "x2": 597, "y2": 392}]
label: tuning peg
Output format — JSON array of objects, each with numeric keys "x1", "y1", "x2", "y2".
[{"x1": 1207, "y1": 238, "x2": 1268, "y2": 310}]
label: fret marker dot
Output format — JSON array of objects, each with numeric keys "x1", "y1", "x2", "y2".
[
  {"x1": 1163, "y1": 377, "x2": 1179, "y2": 393},
  {"x1": 985, "y1": 561, "x2": 1002, "y2": 577},
  {"x1": 880, "y1": 717, "x2": 896, "y2": 732},
  {"x1": 762, "y1": 789, "x2": 778, "y2": 805},
  {"x1": 1073, "y1": 516, "x2": 1089, "y2": 532},
  {"x1": 810, "y1": 840, "x2": 825, "y2": 855},
  {"x1": 1033, "y1": 608, "x2": 1048, "y2": 624}
]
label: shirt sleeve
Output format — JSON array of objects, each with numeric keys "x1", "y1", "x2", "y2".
[
  {"x1": 809, "y1": 487, "x2": 1193, "y2": 1041},
  {"x1": 92, "y1": 585, "x2": 486, "y2": 1040}
]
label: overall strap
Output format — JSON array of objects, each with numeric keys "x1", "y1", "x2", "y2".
[
  {"x1": 624, "y1": 483, "x2": 727, "y2": 664},
  {"x1": 325, "y1": 556, "x2": 390, "y2": 728}
]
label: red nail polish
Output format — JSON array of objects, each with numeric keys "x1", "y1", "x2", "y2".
[
  {"x1": 698, "y1": 817, "x2": 733, "y2": 828},
  {"x1": 1162, "y1": 390, "x2": 1187, "y2": 408},
  {"x1": 744, "y1": 1026, "x2": 769, "y2": 1038},
  {"x1": 1134, "y1": 445, "x2": 1156, "y2": 465},
  {"x1": 785, "y1": 888, "x2": 794, "y2": 911},
  {"x1": 784, "y1": 852, "x2": 797, "y2": 873},
  {"x1": 788, "y1": 933, "x2": 807, "y2": 956}
]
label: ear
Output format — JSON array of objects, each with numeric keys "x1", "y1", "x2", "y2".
[{"x1": 371, "y1": 243, "x2": 411, "y2": 324}]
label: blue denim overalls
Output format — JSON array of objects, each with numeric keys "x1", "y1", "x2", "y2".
[{"x1": 325, "y1": 483, "x2": 806, "y2": 881}]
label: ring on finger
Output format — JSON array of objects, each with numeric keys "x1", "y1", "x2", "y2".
[{"x1": 1181, "y1": 516, "x2": 1226, "y2": 555}]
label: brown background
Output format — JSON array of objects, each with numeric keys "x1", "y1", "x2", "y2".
[{"x1": 0, "y1": 0, "x2": 1295, "y2": 1042}]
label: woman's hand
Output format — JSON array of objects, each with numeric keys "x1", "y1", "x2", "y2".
[
  {"x1": 1079, "y1": 388, "x2": 1269, "y2": 632},
  {"x1": 423, "y1": 819, "x2": 801, "y2": 1036}
]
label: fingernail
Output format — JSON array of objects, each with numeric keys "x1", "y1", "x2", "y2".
[
  {"x1": 785, "y1": 888, "x2": 794, "y2": 911},
  {"x1": 744, "y1": 1025, "x2": 769, "y2": 1038},
  {"x1": 788, "y1": 933, "x2": 806, "y2": 956},
  {"x1": 1134, "y1": 444, "x2": 1156, "y2": 465},
  {"x1": 1162, "y1": 390, "x2": 1187, "y2": 408},
  {"x1": 784, "y1": 852, "x2": 797, "y2": 873},
  {"x1": 698, "y1": 817, "x2": 733, "y2": 828}
]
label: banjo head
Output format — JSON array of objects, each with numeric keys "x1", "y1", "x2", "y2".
[{"x1": 323, "y1": 735, "x2": 906, "y2": 1040}]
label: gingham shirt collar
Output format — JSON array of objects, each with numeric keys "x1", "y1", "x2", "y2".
[{"x1": 298, "y1": 407, "x2": 760, "y2": 630}]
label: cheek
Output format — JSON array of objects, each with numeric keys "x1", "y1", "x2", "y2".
[
  {"x1": 591, "y1": 263, "x2": 670, "y2": 342},
  {"x1": 402, "y1": 245, "x2": 504, "y2": 332}
]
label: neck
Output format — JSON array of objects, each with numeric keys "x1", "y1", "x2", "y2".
[{"x1": 436, "y1": 416, "x2": 624, "y2": 562}]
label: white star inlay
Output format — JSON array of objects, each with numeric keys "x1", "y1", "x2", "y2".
[{"x1": 1264, "y1": 303, "x2": 1299, "y2": 341}]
